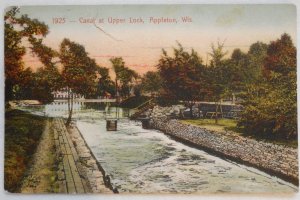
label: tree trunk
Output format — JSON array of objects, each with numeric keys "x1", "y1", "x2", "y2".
[
  {"x1": 220, "y1": 99, "x2": 223, "y2": 118},
  {"x1": 66, "y1": 89, "x2": 73, "y2": 126},
  {"x1": 215, "y1": 101, "x2": 219, "y2": 124},
  {"x1": 67, "y1": 88, "x2": 70, "y2": 113},
  {"x1": 198, "y1": 103, "x2": 201, "y2": 118},
  {"x1": 189, "y1": 102, "x2": 193, "y2": 119}
]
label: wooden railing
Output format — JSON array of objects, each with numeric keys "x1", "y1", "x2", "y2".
[{"x1": 130, "y1": 98, "x2": 155, "y2": 120}]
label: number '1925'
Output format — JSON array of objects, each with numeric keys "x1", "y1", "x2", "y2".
[{"x1": 52, "y1": 18, "x2": 65, "y2": 24}]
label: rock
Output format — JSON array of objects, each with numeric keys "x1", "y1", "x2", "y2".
[{"x1": 149, "y1": 114, "x2": 298, "y2": 181}]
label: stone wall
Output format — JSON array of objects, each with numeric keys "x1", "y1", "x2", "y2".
[{"x1": 149, "y1": 106, "x2": 299, "y2": 185}]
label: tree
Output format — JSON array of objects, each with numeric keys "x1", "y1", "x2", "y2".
[
  {"x1": 29, "y1": 38, "x2": 62, "y2": 103},
  {"x1": 110, "y1": 57, "x2": 138, "y2": 99},
  {"x1": 5, "y1": 7, "x2": 60, "y2": 102},
  {"x1": 223, "y1": 42, "x2": 268, "y2": 107},
  {"x1": 13, "y1": 68, "x2": 34, "y2": 100},
  {"x1": 246, "y1": 42, "x2": 268, "y2": 83},
  {"x1": 97, "y1": 67, "x2": 116, "y2": 97},
  {"x1": 157, "y1": 42, "x2": 207, "y2": 117},
  {"x1": 264, "y1": 33, "x2": 296, "y2": 76},
  {"x1": 4, "y1": 9, "x2": 25, "y2": 101},
  {"x1": 207, "y1": 41, "x2": 229, "y2": 123},
  {"x1": 141, "y1": 71, "x2": 162, "y2": 97},
  {"x1": 226, "y1": 48, "x2": 248, "y2": 95},
  {"x1": 238, "y1": 33, "x2": 297, "y2": 139},
  {"x1": 31, "y1": 67, "x2": 60, "y2": 104},
  {"x1": 209, "y1": 41, "x2": 228, "y2": 68},
  {"x1": 133, "y1": 84, "x2": 142, "y2": 97},
  {"x1": 59, "y1": 38, "x2": 99, "y2": 125}
]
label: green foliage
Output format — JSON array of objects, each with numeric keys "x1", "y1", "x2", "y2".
[
  {"x1": 208, "y1": 40, "x2": 228, "y2": 68},
  {"x1": 60, "y1": 38, "x2": 99, "y2": 96},
  {"x1": 5, "y1": 7, "x2": 27, "y2": 101},
  {"x1": 110, "y1": 57, "x2": 139, "y2": 98},
  {"x1": 264, "y1": 33, "x2": 296, "y2": 76},
  {"x1": 238, "y1": 34, "x2": 297, "y2": 139},
  {"x1": 133, "y1": 84, "x2": 142, "y2": 97},
  {"x1": 181, "y1": 118, "x2": 238, "y2": 132},
  {"x1": 156, "y1": 92, "x2": 179, "y2": 107},
  {"x1": 216, "y1": 42, "x2": 267, "y2": 101},
  {"x1": 246, "y1": 42, "x2": 268, "y2": 83},
  {"x1": 157, "y1": 36, "x2": 296, "y2": 141},
  {"x1": 158, "y1": 42, "x2": 207, "y2": 103},
  {"x1": 5, "y1": 110, "x2": 46, "y2": 192},
  {"x1": 4, "y1": 7, "x2": 52, "y2": 101},
  {"x1": 59, "y1": 38, "x2": 100, "y2": 124},
  {"x1": 207, "y1": 41, "x2": 232, "y2": 101},
  {"x1": 13, "y1": 68, "x2": 34, "y2": 100},
  {"x1": 96, "y1": 67, "x2": 116, "y2": 98},
  {"x1": 141, "y1": 71, "x2": 162, "y2": 96},
  {"x1": 5, "y1": 7, "x2": 60, "y2": 102}
]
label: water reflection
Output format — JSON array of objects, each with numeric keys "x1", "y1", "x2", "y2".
[{"x1": 18, "y1": 101, "x2": 132, "y2": 119}]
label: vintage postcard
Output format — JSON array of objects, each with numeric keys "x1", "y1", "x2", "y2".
[{"x1": 3, "y1": 3, "x2": 298, "y2": 195}]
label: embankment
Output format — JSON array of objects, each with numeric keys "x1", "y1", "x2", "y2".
[
  {"x1": 4, "y1": 109, "x2": 47, "y2": 193},
  {"x1": 53, "y1": 118, "x2": 115, "y2": 193},
  {"x1": 148, "y1": 106, "x2": 298, "y2": 186},
  {"x1": 67, "y1": 120, "x2": 118, "y2": 193}
]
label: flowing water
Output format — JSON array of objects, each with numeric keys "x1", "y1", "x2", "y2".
[{"x1": 18, "y1": 101, "x2": 298, "y2": 193}]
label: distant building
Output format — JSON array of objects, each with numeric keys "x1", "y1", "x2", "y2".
[{"x1": 52, "y1": 88, "x2": 84, "y2": 100}]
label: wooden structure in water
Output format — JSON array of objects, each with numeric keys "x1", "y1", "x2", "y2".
[
  {"x1": 139, "y1": 117, "x2": 151, "y2": 129},
  {"x1": 106, "y1": 119, "x2": 118, "y2": 131},
  {"x1": 130, "y1": 98, "x2": 155, "y2": 120},
  {"x1": 106, "y1": 86, "x2": 120, "y2": 131}
]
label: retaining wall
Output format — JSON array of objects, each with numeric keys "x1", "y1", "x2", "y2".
[{"x1": 150, "y1": 117, "x2": 299, "y2": 185}]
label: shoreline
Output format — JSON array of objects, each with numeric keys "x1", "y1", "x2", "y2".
[
  {"x1": 68, "y1": 120, "x2": 119, "y2": 193},
  {"x1": 150, "y1": 118, "x2": 299, "y2": 186},
  {"x1": 53, "y1": 118, "x2": 114, "y2": 193}
]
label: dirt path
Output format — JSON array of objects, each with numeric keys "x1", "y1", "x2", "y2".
[
  {"x1": 20, "y1": 118, "x2": 113, "y2": 194},
  {"x1": 21, "y1": 119, "x2": 58, "y2": 193}
]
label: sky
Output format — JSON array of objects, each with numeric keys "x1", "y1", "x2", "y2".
[{"x1": 13, "y1": 4, "x2": 297, "y2": 75}]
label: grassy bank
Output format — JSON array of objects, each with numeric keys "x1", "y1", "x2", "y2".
[
  {"x1": 181, "y1": 119, "x2": 239, "y2": 133},
  {"x1": 181, "y1": 119, "x2": 297, "y2": 148},
  {"x1": 5, "y1": 109, "x2": 47, "y2": 192}
]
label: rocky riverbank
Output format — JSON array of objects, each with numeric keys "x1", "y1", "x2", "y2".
[{"x1": 148, "y1": 106, "x2": 299, "y2": 185}]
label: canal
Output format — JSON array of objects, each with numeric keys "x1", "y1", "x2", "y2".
[{"x1": 19, "y1": 102, "x2": 298, "y2": 193}]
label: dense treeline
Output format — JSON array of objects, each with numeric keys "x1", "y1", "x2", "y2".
[
  {"x1": 239, "y1": 34, "x2": 297, "y2": 139},
  {"x1": 5, "y1": 7, "x2": 61, "y2": 103},
  {"x1": 4, "y1": 7, "x2": 113, "y2": 103},
  {"x1": 148, "y1": 34, "x2": 296, "y2": 139},
  {"x1": 5, "y1": 7, "x2": 114, "y2": 125}
]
